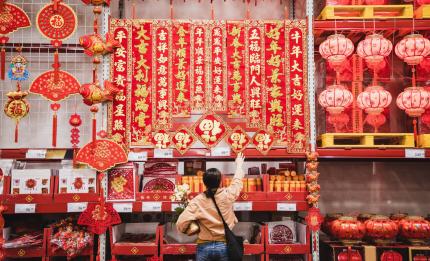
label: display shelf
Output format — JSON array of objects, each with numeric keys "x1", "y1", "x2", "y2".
[
  {"x1": 317, "y1": 148, "x2": 430, "y2": 159},
  {"x1": 2, "y1": 176, "x2": 55, "y2": 204},
  {"x1": 46, "y1": 227, "x2": 94, "y2": 261},
  {"x1": 109, "y1": 224, "x2": 159, "y2": 259},
  {"x1": 53, "y1": 175, "x2": 100, "y2": 203},
  {"x1": 2, "y1": 228, "x2": 48, "y2": 259}
]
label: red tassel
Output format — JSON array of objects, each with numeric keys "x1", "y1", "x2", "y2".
[
  {"x1": 14, "y1": 122, "x2": 18, "y2": 143},
  {"x1": 53, "y1": 51, "x2": 60, "y2": 83},
  {"x1": 53, "y1": 113, "x2": 57, "y2": 147},
  {"x1": 1, "y1": 48, "x2": 5, "y2": 80},
  {"x1": 92, "y1": 117, "x2": 97, "y2": 142},
  {"x1": 413, "y1": 118, "x2": 418, "y2": 147}
]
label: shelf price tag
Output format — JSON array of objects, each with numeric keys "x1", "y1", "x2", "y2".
[
  {"x1": 142, "y1": 202, "x2": 162, "y2": 212},
  {"x1": 405, "y1": 149, "x2": 425, "y2": 158},
  {"x1": 128, "y1": 151, "x2": 148, "y2": 161},
  {"x1": 277, "y1": 203, "x2": 297, "y2": 211},
  {"x1": 154, "y1": 149, "x2": 173, "y2": 158},
  {"x1": 15, "y1": 204, "x2": 36, "y2": 214},
  {"x1": 113, "y1": 203, "x2": 133, "y2": 213},
  {"x1": 211, "y1": 147, "x2": 231, "y2": 157},
  {"x1": 67, "y1": 202, "x2": 88, "y2": 213},
  {"x1": 233, "y1": 202, "x2": 252, "y2": 211},
  {"x1": 26, "y1": 149, "x2": 47, "y2": 159}
]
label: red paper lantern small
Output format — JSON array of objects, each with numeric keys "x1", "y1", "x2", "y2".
[
  {"x1": 357, "y1": 85, "x2": 392, "y2": 132},
  {"x1": 319, "y1": 84, "x2": 354, "y2": 114},
  {"x1": 337, "y1": 249, "x2": 363, "y2": 261},
  {"x1": 380, "y1": 251, "x2": 403, "y2": 261},
  {"x1": 357, "y1": 34, "x2": 392, "y2": 70},
  {"x1": 396, "y1": 87, "x2": 430, "y2": 117},
  {"x1": 364, "y1": 215, "x2": 399, "y2": 244},
  {"x1": 395, "y1": 34, "x2": 430, "y2": 66},
  {"x1": 331, "y1": 216, "x2": 366, "y2": 244},
  {"x1": 319, "y1": 34, "x2": 354, "y2": 70}
]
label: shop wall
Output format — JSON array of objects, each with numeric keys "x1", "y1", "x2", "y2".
[{"x1": 318, "y1": 161, "x2": 430, "y2": 216}]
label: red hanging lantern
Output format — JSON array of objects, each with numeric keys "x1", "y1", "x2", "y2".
[
  {"x1": 319, "y1": 34, "x2": 355, "y2": 71},
  {"x1": 318, "y1": 84, "x2": 353, "y2": 132},
  {"x1": 380, "y1": 251, "x2": 403, "y2": 261},
  {"x1": 398, "y1": 216, "x2": 430, "y2": 245},
  {"x1": 357, "y1": 34, "x2": 392, "y2": 71},
  {"x1": 357, "y1": 85, "x2": 392, "y2": 132},
  {"x1": 395, "y1": 34, "x2": 430, "y2": 66},
  {"x1": 337, "y1": 248, "x2": 363, "y2": 261},
  {"x1": 396, "y1": 87, "x2": 430, "y2": 118}
]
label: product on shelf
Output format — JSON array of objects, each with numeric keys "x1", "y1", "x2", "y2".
[
  {"x1": 398, "y1": 216, "x2": 430, "y2": 244},
  {"x1": 11, "y1": 169, "x2": 51, "y2": 194},
  {"x1": 3, "y1": 231, "x2": 44, "y2": 249},
  {"x1": 224, "y1": 175, "x2": 264, "y2": 192},
  {"x1": 144, "y1": 160, "x2": 178, "y2": 175},
  {"x1": 337, "y1": 248, "x2": 363, "y2": 261},
  {"x1": 107, "y1": 163, "x2": 136, "y2": 201},
  {"x1": 268, "y1": 171, "x2": 306, "y2": 192},
  {"x1": 364, "y1": 215, "x2": 399, "y2": 245},
  {"x1": 268, "y1": 220, "x2": 297, "y2": 244},
  {"x1": 232, "y1": 222, "x2": 262, "y2": 244},
  {"x1": 330, "y1": 216, "x2": 366, "y2": 244},
  {"x1": 49, "y1": 218, "x2": 93, "y2": 258},
  {"x1": 142, "y1": 176, "x2": 176, "y2": 192},
  {"x1": 111, "y1": 223, "x2": 158, "y2": 245},
  {"x1": 58, "y1": 169, "x2": 97, "y2": 194}
]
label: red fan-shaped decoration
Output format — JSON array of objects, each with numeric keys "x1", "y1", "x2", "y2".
[
  {"x1": 0, "y1": 2, "x2": 31, "y2": 35},
  {"x1": 36, "y1": 1, "x2": 77, "y2": 45},
  {"x1": 0, "y1": 1, "x2": 31, "y2": 80},
  {"x1": 30, "y1": 70, "x2": 80, "y2": 102},
  {"x1": 76, "y1": 139, "x2": 128, "y2": 172},
  {"x1": 78, "y1": 203, "x2": 121, "y2": 235}
]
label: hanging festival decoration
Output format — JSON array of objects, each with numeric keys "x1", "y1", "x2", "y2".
[
  {"x1": 81, "y1": 0, "x2": 110, "y2": 5},
  {"x1": 31, "y1": 0, "x2": 79, "y2": 147},
  {"x1": 172, "y1": 127, "x2": 195, "y2": 155},
  {"x1": 356, "y1": 34, "x2": 393, "y2": 132},
  {"x1": 318, "y1": 34, "x2": 354, "y2": 133},
  {"x1": 69, "y1": 113, "x2": 82, "y2": 165},
  {"x1": 252, "y1": 129, "x2": 275, "y2": 155},
  {"x1": 226, "y1": 126, "x2": 250, "y2": 154},
  {"x1": 78, "y1": 202, "x2": 121, "y2": 235},
  {"x1": 193, "y1": 113, "x2": 230, "y2": 148},
  {"x1": 4, "y1": 49, "x2": 30, "y2": 143},
  {"x1": 80, "y1": 33, "x2": 120, "y2": 60},
  {"x1": 0, "y1": 0, "x2": 31, "y2": 80},
  {"x1": 395, "y1": 34, "x2": 430, "y2": 143},
  {"x1": 152, "y1": 129, "x2": 171, "y2": 149},
  {"x1": 79, "y1": 80, "x2": 120, "y2": 106},
  {"x1": 306, "y1": 152, "x2": 320, "y2": 207}
]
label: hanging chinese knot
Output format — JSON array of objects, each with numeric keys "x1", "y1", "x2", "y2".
[
  {"x1": 4, "y1": 49, "x2": 30, "y2": 143},
  {"x1": 0, "y1": 0, "x2": 31, "y2": 80},
  {"x1": 30, "y1": 0, "x2": 80, "y2": 147}
]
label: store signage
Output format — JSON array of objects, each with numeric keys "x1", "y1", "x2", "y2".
[
  {"x1": 67, "y1": 202, "x2": 88, "y2": 213},
  {"x1": 405, "y1": 149, "x2": 425, "y2": 158},
  {"x1": 142, "y1": 202, "x2": 162, "y2": 212},
  {"x1": 233, "y1": 202, "x2": 252, "y2": 211},
  {"x1": 113, "y1": 203, "x2": 133, "y2": 213},
  {"x1": 15, "y1": 204, "x2": 36, "y2": 213},
  {"x1": 277, "y1": 203, "x2": 297, "y2": 211}
]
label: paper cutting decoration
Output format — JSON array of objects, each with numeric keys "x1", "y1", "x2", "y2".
[
  {"x1": 172, "y1": 127, "x2": 195, "y2": 154},
  {"x1": 226, "y1": 126, "x2": 250, "y2": 154},
  {"x1": 0, "y1": 1, "x2": 31, "y2": 80},
  {"x1": 78, "y1": 203, "x2": 121, "y2": 235},
  {"x1": 36, "y1": 0, "x2": 77, "y2": 46},
  {"x1": 193, "y1": 113, "x2": 230, "y2": 148},
  {"x1": 75, "y1": 139, "x2": 128, "y2": 172},
  {"x1": 252, "y1": 129, "x2": 275, "y2": 155},
  {"x1": 152, "y1": 129, "x2": 171, "y2": 149},
  {"x1": 107, "y1": 164, "x2": 136, "y2": 201}
]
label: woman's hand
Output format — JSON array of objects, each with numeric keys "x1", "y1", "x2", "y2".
[{"x1": 235, "y1": 152, "x2": 245, "y2": 170}]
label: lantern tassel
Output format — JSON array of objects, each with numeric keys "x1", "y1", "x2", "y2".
[
  {"x1": 1, "y1": 48, "x2": 5, "y2": 80},
  {"x1": 92, "y1": 115, "x2": 97, "y2": 142},
  {"x1": 413, "y1": 118, "x2": 418, "y2": 147},
  {"x1": 14, "y1": 121, "x2": 19, "y2": 143},
  {"x1": 52, "y1": 112, "x2": 57, "y2": 147}
]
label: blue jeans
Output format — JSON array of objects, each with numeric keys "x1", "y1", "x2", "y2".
[{"x1": 196, "y1": 241, "x2": 228, "y2": 261}]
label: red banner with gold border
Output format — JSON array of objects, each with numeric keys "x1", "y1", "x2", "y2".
[
  {"x1": 245, "y1": 21, "x2": 265, "y2": 129},
  {"x1": 285, "y1": 20, "x2": 309, "y2": 153},
  {"x1": 131, "y1": 20, "x2": 153, "y2": 146},
  {"x1": 226, "y1": 21, "x2": 246, "y2": 118},
  {"x1": 109, "y1": 19, "x2": 131, "y2": 146},
  {"x1": 208, "y1": 21, "x2": 227, "y2": 112},
  {"x1": 152, "y1": 20, "x2": 172, "y2": 130},
  {"x1": 190, "y1": 21, "x2": 209, "y2": 112},
  {"x1": 264, "y1": 21, "x2": 287, "y2": 144},
  {"x1": 172, "y1": 21, "x2": 191, "y2": 117}
]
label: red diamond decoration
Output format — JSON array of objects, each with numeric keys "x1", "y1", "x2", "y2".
[
  {"x1": 252, "y1": 129, "x2": 275, "y2": 155},
  {"x1": 172, "y1": 127, "x2": 195, "y2": 155},
  {"x1": 152, "y1": 130, "x2": 171, "y2": 149},
  {"x1": 225, "y1": 126, "x2": 250, "y2": 154},
  {"x1": 192, "y1": 113, "x2": 230, "y2": 149}
]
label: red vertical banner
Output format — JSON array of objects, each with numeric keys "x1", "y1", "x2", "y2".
[
  {"x1": 285, "y1": 20, "x2": 309, "y2": 153},
  {"x1": 109, "y1": 19, "x2": 130, "y2": 146},
  {"x1": 172, "y1": 21, "x2": 191, "y2": 117},
  {"x1": 245, "y1": 21, "x2": 265, "y2": 129},
  {"x1": 190, "y1": 22, "x2": 208, "y2": 112},
  {"x1": 226, "y1": 21, "x2": 246, "y2": 118},
  {"x1": 152, "y1": 20, "x2": 172, "y2": 130},
  {"x1": 131, "y1": 21, "x2": 153, "y2": 146},
  {"x1": 264, "y1": 21, "x2": 287, "y2": 143},
  {"x1": 208, "y1": 21, "x2": 227, "y2": 112}
]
